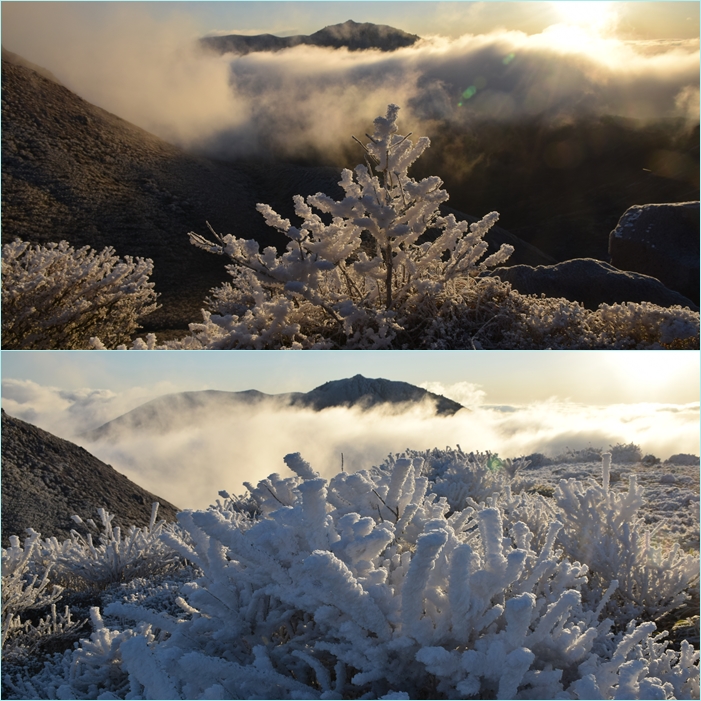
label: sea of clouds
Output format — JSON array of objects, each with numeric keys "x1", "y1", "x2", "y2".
[
  {"x1": 3, "y1": 378, "x2": 698, "y2": 511},
  {"x1": 2, "y1": 3, "x2": 698, "y2": 162}
]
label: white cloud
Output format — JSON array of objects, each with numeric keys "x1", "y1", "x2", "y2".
[
  {"x1": 2, "y1": 4, "x2": 697, "y2": 161},
  {"x1": 419, "y1": 381, "x2": 487, "y2": 407},
  {"x1": 3, "y1": 381, "x2": 698, "y2": 511}
]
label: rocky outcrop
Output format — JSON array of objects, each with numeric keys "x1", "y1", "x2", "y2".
[
  {"x1": 1, "y1": 410, "x2": 179, "y2": 546},
  {"x1": 488, "y1": 258, "x2": 698, "y2": 311},
  {"x1": 609, "y1": 202, "x2": 699, "y2": 305}
]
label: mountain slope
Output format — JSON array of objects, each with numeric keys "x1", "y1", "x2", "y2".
[
  {"x1": 201, "y1": 19, "x2": 420, "y2": 55},
  {"x1": 0, "y1": 49, "x2": 347, "y2": 337},
  {"x1": 1, "y1": 409, "x2": 179, "y2": 545},
  {"x1": 84, "y1": 375, "x2": 465, "y2": 441}
]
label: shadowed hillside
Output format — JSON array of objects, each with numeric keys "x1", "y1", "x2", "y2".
[{"x1": 1, "y1": 409, "x2": 180, "y2": 546}]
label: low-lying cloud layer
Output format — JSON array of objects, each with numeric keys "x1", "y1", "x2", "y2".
[
  {"x1": 3, "y1": 379, "x2": 698, "y2": 511},
  {"x1": 2, "y1": 4, "x2": 698, "y2": 162}
]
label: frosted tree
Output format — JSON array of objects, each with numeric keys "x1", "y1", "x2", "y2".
[
  {"x1": 114, "y1": 104, "x2": 697, "y2": 350},
  {"x1": 2, "y1": 239, "x2": 159, "y2": 349},
  {"x1": 183, "y1": 104, "x2": 513, "y2": 349}
]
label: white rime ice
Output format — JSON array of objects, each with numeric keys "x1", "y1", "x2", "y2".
[
  {"x1": 171, "y1": 104, "x2": 513, "y2": 349},
  {"x1": 1, "y1": 239, "x2": 158, "y2": 349},
  {"x1": 4, "y1": 452, "x2": 696, "y2": 699}
]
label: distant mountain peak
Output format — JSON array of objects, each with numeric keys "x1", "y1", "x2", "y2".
[
  {"x1": 84, "y1": 375, "x2": 465, "y2": 442},
  {"x1": 301, "y1": 375, "x2": 463, "y2": 414},
  {"x1": 200, "y1": 20, "x2": 420, "y2": 56}
]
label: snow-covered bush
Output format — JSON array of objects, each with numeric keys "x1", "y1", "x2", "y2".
[
  {"x1": 2, "y1": 238, "x2": 159, "y2": 349},
  {"x1": 590, "y1": 301, "x2": 700, "y2": 350},
  {"x1": 378, "y1": 447, "x2": 528, "y2": 515},
  {"x1": 555, "y1": 454, "x2": 699, "y2": 626},
  {"x1": 609, "y1": 443, "x2": 644, "y2": 465},
  {"x1": 13, "y1": 452, "x2": 695, "y2": 700},
  {"x1": 1, "y1": 531, "x2": 64, "y2": 651},
  {"x1": 35, "y1": 504, "x2": 184, "y2": 591},
  {"x1": 175, "y1": 104, "x2": 512, "y2": 349}
]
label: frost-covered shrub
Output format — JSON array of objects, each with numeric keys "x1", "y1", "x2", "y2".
[
  {"x1": 86, "y1": 104, "x2": 698, "y2": 350},
  {"x1": 2, "y1": 238, "x2": 158, "y2": 349},
  {"x1": 37, "y1": 504, "x2": 184, "y2": 591},
  {"x1": 609, "y1": 442, "x2": 644, "y2": 465},
  {"x1": 177, "y1": 104, "x2": 512, "y2": 349},
  {"x1": 1, "y1": 531, "x2": 64, "y2": 650},
  {"x1": 555, "y1": 453, "x2": 699, "y2": 625},
  {"x1": 590, "y1": 301, "x2": 700, "y2": 350},
  {"x1": 25, "y1": 452, "x2": 697, "y2": 700},
  {"x1": 378, "y1": 447, "x2": 528, "y2": 514}
]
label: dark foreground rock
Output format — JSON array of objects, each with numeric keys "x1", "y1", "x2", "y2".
[
  {"x1": 488, "y1": 258, "x2": 698, "y2": 311},
  {"x1": 609, "y1": 201, "x2": 700, "y2": 305},
  {"x1": 1, "y1": 409, "x2": 179, "y2": 546}
]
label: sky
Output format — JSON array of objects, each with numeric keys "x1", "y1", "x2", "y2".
[
  {"x1": 2, "y1": 350, "x2": 698, "y2": 405},
  {"x1": 3, "y1": 2, "x2": 699, "y2": 43},
  {"x1": 1, "y1": 2, "x2": 698, "y2": 159}
]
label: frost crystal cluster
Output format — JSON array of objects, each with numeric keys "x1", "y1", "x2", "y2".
[
  {"x1": 4, "y1": 452, "x2": 697, "y2": 699},
  {"x1": 2, "y1": 239, "x2": 158, "y2": 349}
]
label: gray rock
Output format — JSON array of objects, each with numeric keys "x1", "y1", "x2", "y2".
[
  {"x1": 487, "y1": 258, "x2": 697, "y2": 311},
  {"x1": 609, "y1": 202, "x2": 699, "y2": 305}
]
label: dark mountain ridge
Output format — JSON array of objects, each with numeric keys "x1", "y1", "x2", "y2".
[
  {"x1": 200, "y1": 19, "x2": 420, "y2": 55},
  {"x1": 84, "y1": 375, "x2": 465, "y2": 442},
  {"x1": 1, "y1": 409, "x2": 179, "y2": 546}
]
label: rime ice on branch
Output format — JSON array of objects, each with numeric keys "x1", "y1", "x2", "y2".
[{"x1": 185, "y1": 104, "x2": 511, "y2": 349}]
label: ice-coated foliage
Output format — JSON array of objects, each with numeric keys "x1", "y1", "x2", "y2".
[
  {"x1": 8, "y1": 452, "x2": 695, "y2": 699},
  {"x1": 555, "y1": 454, "x2": 699, "y2": 626},
  {"x1": 1, "y1": 504, "x2": 184, "y2": 670},
  {"x1": 104, "y1": 105, "x2": 698, "y2": 350},
  {"x1": 2, "y1": 238, "x2": 159, "y2": 349},
  {"x1": 38, "y1": 504, "x2": 184, "y2": 591},
  {"x1": 2, "y1": 531, "x2": 64, "y2": 650},
  {"x1": 178, "y1": 104, "x2": 512, "y2": 349}
]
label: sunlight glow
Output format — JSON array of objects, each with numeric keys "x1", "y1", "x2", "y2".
[{"x1": 551, "y1": 1, "x2": 618, "y2": 33}]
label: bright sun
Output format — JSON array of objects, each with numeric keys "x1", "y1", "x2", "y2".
[{"x1": 551, "y1": 1, "x2": 617, "y2": 32}]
